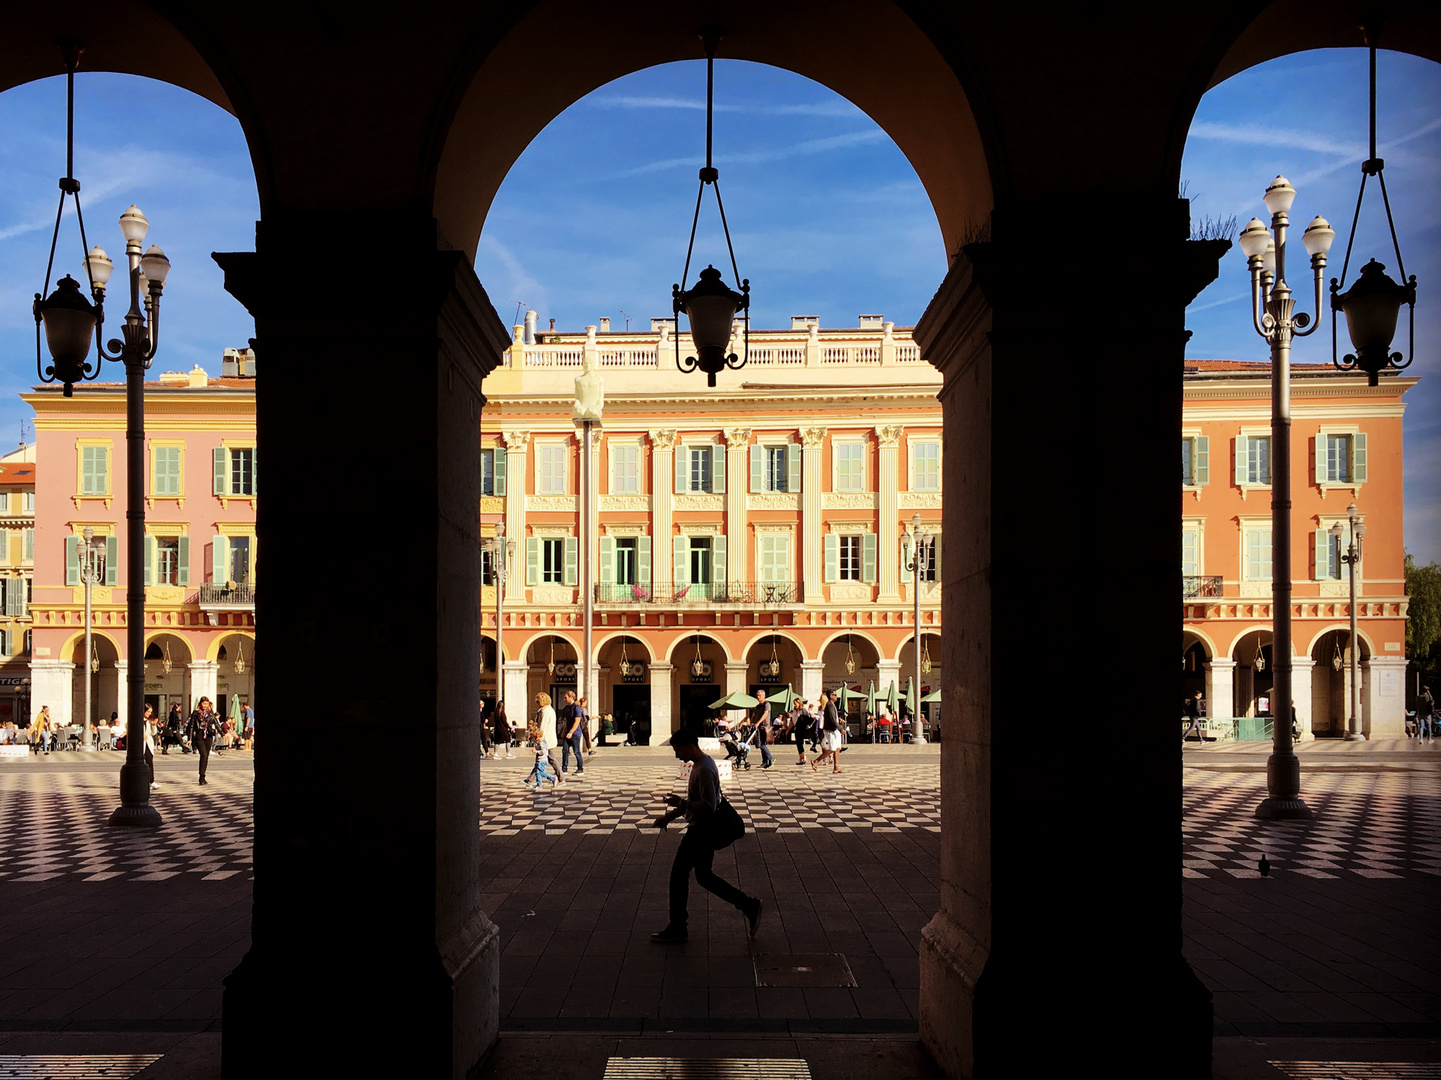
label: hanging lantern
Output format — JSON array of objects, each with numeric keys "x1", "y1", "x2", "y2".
[
  {"x1": 547, "y1": 638, "x2": 556, "y2": 677},
  {"x1": 691, "y1": 634, "x2": 706, "y2": 679},
  {"x1": 234, "y1": 640, "x2": 247, "y2": 675},
  {"x1": 90, "y1": 651, "x2": 100, "y2": 674},
  {"x1": 921, "y1": 637, "x2": 932, "y2": 676},
  {"x1": 1331, "y1": 639, "x2": 1343, "y2": 672},
  {"x1": 1253, "y1": 641, "x2": 1266, "y2": 673},
  {"x1": 162, "y1": 641, "x2": 172, "y2": 675},
  {"x1": 759, "y1": 636, "x2": 781, "y2": 679},
  {"x1": 844, "y1": 634, "x2": 856, "y2": 676}
]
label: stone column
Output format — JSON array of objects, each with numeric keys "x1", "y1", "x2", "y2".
[
  {"x1": 724, "y1": 660, "x2": 748, "y2": 698},
  {"x1": 911, "y1": 215, "x2": 1217, "y2": 1080},
  {"x1": 799, "y1": 659, "x2": 824, "y2": 704},
  {"x1": 800, "y1": 428, "x2": 826, "y2": 594},
  {"x1": 29, "y1": 659, "x2": 74, "y2": 727},
  {"x1": 501, "y1": 430, "x2": 528, "y2": 604},
  {"x1": 1364, "y1": 656, "x2": 1408, "y2": 738},
  {"x1": 648, "y1": 661, "x2": 673, "y2": 745},
  {"x1": 724, "y1": 427, "x2": 751, "y2": 592},
  {"x1": 1291, "y1": 657, "x2": 1315, "y2": 740},
  {"x1": 1205, "y1": 657, "x2": 1235, "y2": 727},
  {"x1": 650, "y1": 430, "x2": 677, "y2": 588},
  {"x1": 875, "y1": 658, "x2": 903, "y2": 706},
  {"x1": 188, "y1": 660, "x2": 220, "y2": 711},
  {"x1": 502, "y1": 660, "x2": 528, "y2": 718},
  {"x1": 214, "y1": 217, "x2": 508, "y2": 1079},
  {"x1": 112, "y1": 660, "x2": 128, "y2": 730},
  {"x1": 877, "y1": 424, "x2": 903, "y2": 602}
]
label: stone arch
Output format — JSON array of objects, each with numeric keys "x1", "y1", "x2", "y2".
[
  {"x1": 663, "y1": 632, "x2": 732, "y2": 666},
  {"x1": 205, "y1": 630, "x2": 256, "y2": 662},
  {"x1": 58, "y1": 628, "x2": 124, "y2": 661},
  {"x1": 739, "y1": 628, "x2": 810, "y2": 664},
  {"x1": 1305, "y1": 624, "x2": 1375, "y2": 660},
  {"x1": 143, "y1": 631, "x2": 196, "y2": 665},
  {"x1": 815, "y1": 628, "x2": 884, "y2": 660},
  {"x1": 1182, "y1": 627, "x2": 1218, "y2": 660},
  {"x1": 516, "y1": 631, "x2": 580, "y2": 663},
  {"x1": 895, "y1": 629, "x2": 942, "y2": 665},
  {"x1": 430, "y1": 0, "x2": 995, "y2": 260},
  {"x1": 592, "y1": 630, "x2": 656, "y2": 663}
]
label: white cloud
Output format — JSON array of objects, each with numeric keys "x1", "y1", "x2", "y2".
[
  {"x1": 601, "y1": 130, "x2": 889, "y2": 179},
  {"x1": 587, "y1": 95, "x2": 861, "y2": 119}
]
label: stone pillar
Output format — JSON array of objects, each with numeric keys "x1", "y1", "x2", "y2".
[
  {"x1": 650, "y1": 430, "x2": 676, "y2": 587},
  {"x1": 1364, "y1": 656, "x2": 1408, "y2": 738},
  {"x1": 1291, "y1": 657, "x2": 1315, "y2": 740},
  {"x1": 502, "y1": 660, "x2": 528, "y2": 717},
  {"x1": 501, "y1": 430, "x2": 528, "y2": 604},
  {"x1": 214, "y1": 216, "x2": 508, "y2": 1079},
  {"x1": 648, "y1": 661, "x2": 674, "y2": 745},
  {"x1": 911, "y1": 216, "x2": 1216, "y2": 1080},
  {"x1": 877, "y1": 425, "x2": 903, "y2": 602},
  {"x1": 112, "y1": 661, "x2": 128, "y2": 730},
  {"x1": 1205, "y1": 657, "x2": 1234, "y2": 727},
  {"x1": 799, "y1": 659, "x2": 825, "y2": 704},
  {"x1": 724, "y1": 660, "x2": 748, "y2": 698},
  {"x1": 724, "y1": 428, "x2": 750, "y2": 592},
  {"x1": 875, "y1": 658, "x2": 903, "y2": 705},
  {"x1": 29, "y1": 659, "x2": 73, "y2": 727},
  {"x1": 800, "y1": 428, "x2": 826, "y2": 593},
  {"x1": 188, "y1": 660, "x2": 220, "y2": 712}
]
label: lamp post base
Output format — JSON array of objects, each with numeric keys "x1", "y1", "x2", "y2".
[
  {"x1": 108, "y1": 761, "x2": 162, "y2": 827},
  {"x1": 109, "y1": 803, "x2": 163, "y2": 826},
  {"x1": 1344, "y1": 730, "x2": 1367, "y2": 741},
  {"x1": 1255, "y1": 796, "x2": 1313, "y2": 820}
]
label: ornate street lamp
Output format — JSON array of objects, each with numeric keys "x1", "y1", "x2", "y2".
[
  {"x1": 1330, "y1": 24, "x2": 1417, "y2": 387},
  {"x1": 487, "y1": 521, "x2": 516, "y2": 708},
  {"x1": 1238, "y1": 174, "x2": 1332, "y2": 822},
  {"x1": 671, "y1": 28, "x2": 749, "y2": 387},
  {"x1": 79, "y1": 527, "x2": 103, "y2": 750},
  {"x1": 902, "y1": 513, "x2": 931, "y2": 743},
  {"x1": 1330, "y1": 503, "x2": 1367, "y2": 741}
]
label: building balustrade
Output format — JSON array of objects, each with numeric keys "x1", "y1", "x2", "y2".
[
  {"x1": 509, "y1": 329, "x2": 914, "y2": 371},
  {"x1": 1182, "y1": 575, "x2": 1224, "y2": 599},
  {"x1": 197, "y1": 581, "x2": 255, "y2": 608},
  {"x1": 594, "y1": 580, "x2": 803, "y2": 606}
]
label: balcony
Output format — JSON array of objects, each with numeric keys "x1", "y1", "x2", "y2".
[
  {"x1": 197, "y1": 581, "x2": 255, "y2": 618},
  {"x1": 1183, "y1": 575, "x2": 1223, "y2": 600},
  {"x1": 595, "y1": 581, "x2": 803, "y2": 607}
]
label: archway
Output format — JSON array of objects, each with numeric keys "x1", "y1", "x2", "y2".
[
  {"x1": 594, "y1": 633, "x2": 652, "y2": 745},
  {"x1": 212, "y1": 633, "x2": 255, "y2": 722},
  {"x1": 668, "y1": 632, "x2": 730, "y2": 736},
  {"x1": 143, "y1": 633, "x2": 195, "y2": 720},
  {"x1": 1309, "y1": 627, "x2": 1372, "y2": 738},
  {"x1": 524, "y1": 633, "x2": 579, "y2": 712},
  {"x1": 1181, "y1": 632, "x2": 1211, "y2": 715},
  {"x1": 820, "y1": 632, "x2": 882, "y2": 734},
  {"x1": 897, "y1": 631, "x2": 942, "y2": 733},
  {"x1": 68, "y1": 630, "x2": 121, "y2": 731}
]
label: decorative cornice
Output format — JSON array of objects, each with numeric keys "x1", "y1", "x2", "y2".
[
  {"x1": 501, "y1": 430, "x2": 530, "y2": 450},
  {"x1": 800, "y1": 427, "x2": 827, "y2": 449},
  {"x1": 525, "y1": 495, "x2": 576, "y2": 512},
  {"x1": 823, "y1": 492, "x2": 879, "y2": 510},
  {"x1": 747, "y1": 493, "x2": 802, "y2": 511},
  {"x1": 899, "y1": 492, "x2": 943, "y2": 508},
  {"x1": 599, "y1": 495, "x2": 651, "y2": 513},
  {"x1": 876, "y1": 424, "x2": 904, "y2": 448},
  {"x1": 649, "y1": 429, "x2": 678, "y2": 450},
  {"x1": 724, "y1": 427, "x2": 752, "y2": 449},
  {"x1": 672, "y1": 494, "x2": 725, "y2": 512}
]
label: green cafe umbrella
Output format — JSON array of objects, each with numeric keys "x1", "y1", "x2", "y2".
[
  {"x1": 765, "y1": 684, "x2": 796, "y2": 709},
  {"x1": 834, "y1": 685, "x2": 861, "y2": 708},
  {"x1": 905, "y1": 678, "x2": 918, "y2": 718},
  {"x1": 229, "y1": 695, "x2": 243, "y2": 722},
  {"x1": 886, "y1": 680, "x2": 900, "y2": 717},
  {"x1": 865, "y1": 681, "x2": 878, "y2": 715},
  {"x1": 921, "y1": 687, "x2": 942, "y2": 703},
  {"x1": 709, "y1": 691, "x2": 759, "y2": 711}
]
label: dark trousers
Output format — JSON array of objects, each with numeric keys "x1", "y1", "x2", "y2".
[
  {"x1": 145, "y1": 746, "x2": 155, "y2": 784},
  {"x1": 196, "y1": 736, "x2": 213, "y2": 781},
  {"x1": 669, "y1": 826, "x2": 748, "y2": 929},
  {"x1": 562, "y1": 731, "x2": 584, "y2": 772}
]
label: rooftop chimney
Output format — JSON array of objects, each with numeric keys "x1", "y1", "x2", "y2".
[{"x1": 599, "y1": 317, "x2": 610, "y2": 333}]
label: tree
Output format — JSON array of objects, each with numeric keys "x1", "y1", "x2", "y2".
[{"x1": 1405, "y1": 554, "x2": 1441, "y2": 691}]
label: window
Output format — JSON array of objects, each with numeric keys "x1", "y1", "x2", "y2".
[
  {"x1": 481, "y1": 546, "x2": 495, "y2": 586},
  {"x1": 481, "y1": 447, "x2": 507, "y2": 496},
  {"x1": 145, "y1": 535, "x2": 189, "y2": 586},
  {"x1": 614, "y1": 538, "x2": 637, "y2": 585},
  {"x1": 611, "y1": 444, "x2": 639, "y2": 494},
  {"x1": 750, "y1": 444, "x2": 799, "y2": 493},
  {"x1": 689, "y1": 537, "x2": 712, "y2": 585},
  {"x1": 675, "y1": 444, "x2": 724, "y2": 494},
  {"x1": 911, "y1": 440, "x2": 940, "y2": 491},
  {"x1": 1316, "y1": 432, "x2": 1367, "y2": 485},
  {"x1": 66, "y1": 535, "x2": 117, "y2": 587},
  {"x1": 23, "y1": 529, "x2": 33, "y2": 562},
  {"x1": 23, "y1": 492, "x2": 35, "y2": 513},
  {"x1": 1, "y1": 578, "x2": 28, "y2": 618},
  {"x1": 916, "y1": 536, "x2": 939, "y2": 583},
  {"x1": 1234, "y1": 434, "x2": 1271, "y2": 486},
  {"x1": 542, "y1": 538, "x2": 564, "y2": 583},
  {"x1": 81, "y1": 445, "x2": 108, "y2": 495},
  {"x1": 834, "y1": 443, "x2": 865, "y2": 491},
  {"x1": 1182, "y1": 528, "x2": 1199, "y2": 577},
  {"x1": 690, "y1": 447, "x2": 713, "y2": 492},
  {"x1": 672, "y1": 535, "x2": 725, "y2": 597},
  {"x1": 759, "y1": 534, "x2": 791, "y2": 583},
  {"x1": 824, "y1": 532, "x2": 877, "y2": 583},
  {"x1": 1316, "y1": 529, "x2": 1342, "y2": 580},
  {"x1": 537, "y1": 444, "x2": 567, "y2": 494},
  {"x1": 153, "y1": 446, "x2": 181, "y2": 496},
  {"x1": 1181, "y1": 435, "x2": 1209, "y2": 487},
  {"x1": 1244, "y1": 527, "x2": 1272, "y2": 580},
  {"x1": 600, "y1": 537, "x2": 650, "y2": 594},
  {"x1": 524, "y1": 536, "x2": 578, "y2": 586},
  {"x1": 214, "y1": 447, "x2": 256, "y2": 496}
]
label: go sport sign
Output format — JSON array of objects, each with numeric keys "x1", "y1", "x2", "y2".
[{"x1": 551, "y1": 661, "x2": 577, "y2": 684}]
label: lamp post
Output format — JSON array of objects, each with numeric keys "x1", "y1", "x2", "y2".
[
  {"x1": 902, "y1": 512, "x2": 929, "y2": 744},
  {"x1": 488, "y1": 521, "x2": 517, "y2": 709},
  {"x1": 574, "y1": 358, "x2": 603, "y2": 717},
  {"x1": 1330, "y1": 504, "x2": 1367, "y2": 741},
  {"x1": 78, "y1": 526, "x2": 103, "y2": 751},
  {"x1": 1238, "y1": 177, "x2": 1333, "y2": 820}
]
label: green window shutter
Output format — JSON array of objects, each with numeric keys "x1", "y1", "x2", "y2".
[
  {"x1": 711, "y1": 447, "x2": 725, "y2": 493},
  {"x1": 750, "y1": 445, "x2": 764, "y2": 492},
  {"x1": 65, "y1": 536, "x2": 79, "y2": 586},
  {"x1": 178, "y1": 536, "x2": 190, "y2": 587},
  {"x1": 214, "y1": 448, "x2": 228, "y2": 495},
  {"x1": 144, "y1": 535, "x2": 154, "y2": 587},
  {"x1": 675, "y1": 448, "x2": 687, "y2": 493},
  {"x1": 788, "y1": 444, "x2": 802, "y2": 493},
  {"x1": 637, "y1": 536, "x2": 652, "y2": 585},
  {"x1": 1314, "y1": 529, "x2": 1328, "y2": 580},
  {"x1": 213, "y1": 535, "x2": 229, "y2": 583},
  {"x1": 1194, "y1": 436, "x2": 1208, "y2": 486},
  {"x1": 1314, "y1": 434, "x2": 1327, "y2": 485},
  {"x1": 0, "y1": 630, "x2": 9, "y2": 655},
  {"x1": 493, "y1": 447, "x2": 507, "y2": 496},
  {"x1": 824, "y1": 534, "x2": 839, "y2": 583},
  {"x1": 97, "y1": 446, "x2": 108, "y2": 492},
  {"x1": 712, "y1": 535, "x2": 727, "y2": 587},
  {"x1": 251, "y1": 447, "x2": 257, "y2": 495},
  {"x1": 1352, "y1": 432, "x2": 1367, "y2": 482},
  {"x1": 933, "y1": 534, "x2": 942, "y2": 581},
  {"x1": 525, "y1": 537, "x2": 540, "y2": 586},
  {"x1": 563, "y1": 536, "x2": 578, "y2": 586},
  {"x1": 23, "y1": 529, "x2": 33, "y2": 561},
  {"x1": 599, "y1": 536, "x2": 615, "y2": 585},
  {"x1": 862, "y1": 532, "x2": 878, "y2": 584},
  {"x1": 104, "y1": 535, "x2": 118, "y2": 586},
  {"x1": 673, "y1": 536, "x2": 688, "y2": 586},
  {"x1": 1234, "y1": 435, "x2": 1248, "y2": 485}
]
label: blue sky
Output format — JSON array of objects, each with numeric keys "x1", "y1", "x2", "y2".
[{"x1": 0, "y1": 52, "x2": 1436, "y2": 560}]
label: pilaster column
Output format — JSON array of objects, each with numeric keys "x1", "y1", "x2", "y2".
[
  {"x1": 800, "y1": 428, "x2": 826, "y2": 593},
  {"x1": 650, "y1": 430, "x2": 677, "y2": 586},
  {"x1": 875, "y1": 658, "x2": 903, "y2": 702},
  {"x1": 214, "y1": 216, "x2": 509, "y2": 1079},
  {"x1": 29, "y1": 659, "x2": 74, "y2": 727},
  {"x1": 724, "y1": 428, "x2": 751, "y2": 590},
  {"x1": 1206, "y1": 658, "x2": 1235, "y2": 725},
  {"x1": 502, "y1": 660, "x2": 528, "y2": 716},
  {"x1": 188, "y1": 660, "x2": 220, "y2": 711},
  {"x1": 501, "y1": 430, "x2": 529, "y2": 603},
  {"x1": 112, "y1": 661, "x2": 129, "y2": 730},
  {"x1": 799, "y1": 659, "x2": 824, "y2": 703},
  {"x1": 724, "y1": 660, "x2": 749, "y2": 698},
  {"x1": 648, "y1": 661, "x2": 674, "y2": 745},
  {"x1": 1364, "y1": 656, "x2": 1408, "y2": 738},
  {"x1": 877, "y1": 424, "x2": 903, "y2": 601},
  {"x1": 1291, "y1": 657, "x2": 1315, "y2": 740}
]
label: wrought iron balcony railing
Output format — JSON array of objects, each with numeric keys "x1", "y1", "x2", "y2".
[
  {"x1": 594, "y1": 580, "x2": 803, "y2": 605},
  {"x1": 1183, "y1": 575, "x2": 1223, "y2": 599},
  {"x1": 198, "y1": 581, "x2": 255, "y2": 607}
]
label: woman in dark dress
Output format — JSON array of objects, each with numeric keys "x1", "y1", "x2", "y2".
[
  {"x1": 792, "y1": 703, "x2": 811, "y2": 765},
  {"x1": 492, "y1": 700, "x2": 514, "y2": 759}
]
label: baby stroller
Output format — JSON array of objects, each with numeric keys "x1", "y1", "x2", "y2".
[{"x1": 727, "y1": 722, "x2": 762, "y2": 771}]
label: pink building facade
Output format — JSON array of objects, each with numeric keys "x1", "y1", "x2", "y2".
[{"x1": 23, "y1": 357, "x2": 257, "y2": 728}]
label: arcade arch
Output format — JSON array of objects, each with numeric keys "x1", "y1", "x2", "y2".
[
  {"x1": 1308, "y1": 627, "x2": 1373, "y2": 738},
  {"x1": 68, "y1": 630, "x2": 122, "y2": 728}
]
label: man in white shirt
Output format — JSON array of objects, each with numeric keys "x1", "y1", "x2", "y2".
[{"x1": 651, "y1": 729, "x2": 762, "y2": 943}]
